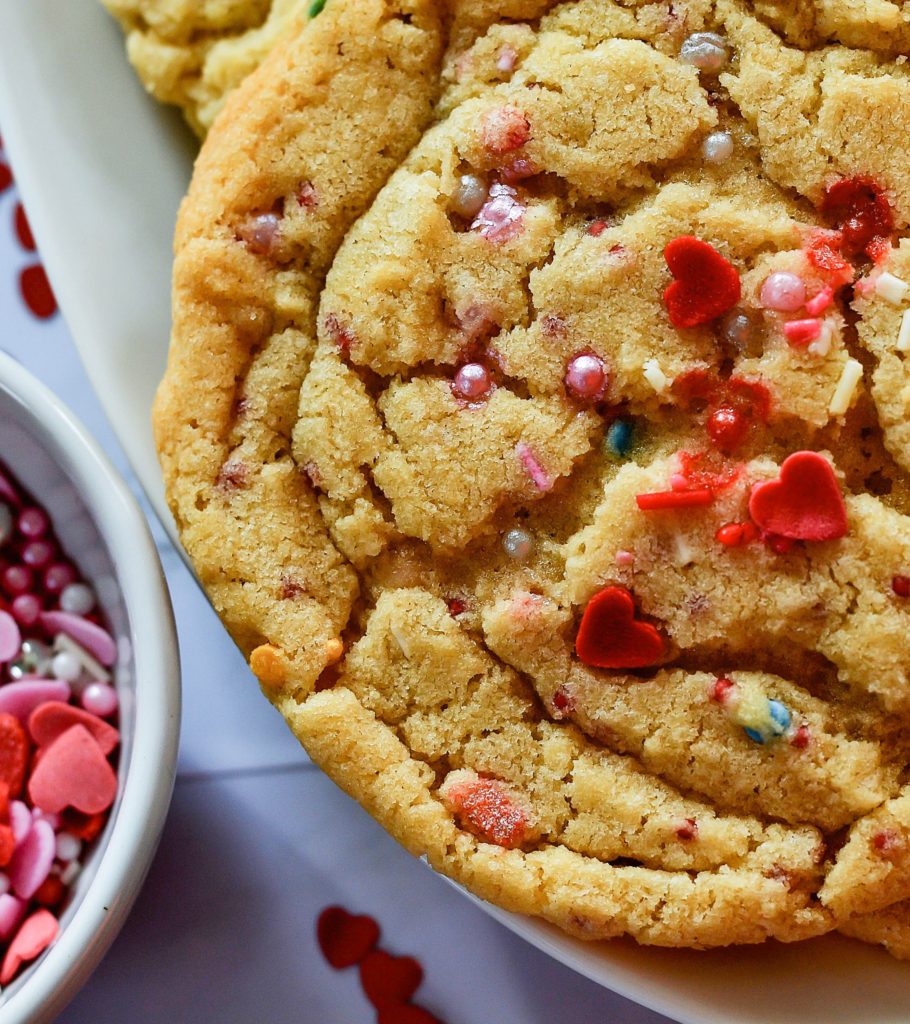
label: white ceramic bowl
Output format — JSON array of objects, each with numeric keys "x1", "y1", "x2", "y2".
[{"x1": 0, "y1": 350, "x2": 180, "y2": 1023}]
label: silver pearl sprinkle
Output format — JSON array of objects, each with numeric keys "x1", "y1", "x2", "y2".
[
  {"x1": 702, "y1": 130, "x2": 734, "y2": 164},
  {"x1": 450, "y1": 174, "x2": 489, "y2": 219},
  {"x1": 679, "y1": 32, "x2": 728, "y2": 74},
  {"x1": 8, "y1": 639, "x2": 53, "y2": 680},
  {"x1": 503, "y1": 528, "x2": 533, "y2": 561}
]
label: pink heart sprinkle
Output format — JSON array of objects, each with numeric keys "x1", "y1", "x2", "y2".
[
  {"x1": 0, "y1": 680, "x2": 71, "y2": 724},
  {"x1": 0, "y1": 908, "x2": 58, "y2": 985},
  {"x1": 0, "y1": 612, "x2": 21, "y2": 664},
  {"x1": 28, "y1": 725, "x2": 117, "y2": 815},
  {"x1": 39, "y1": 611, "x2": 116, "y2": 667},
  {"x1": 8, "y1": 818, "x2": 54, "y2": 899},
  {"x1": 9, "y1": 801, "x2": 31, "y2": 844},
  {"x1": 0, "y1": 894, "x2": 26, "y2": 941}
]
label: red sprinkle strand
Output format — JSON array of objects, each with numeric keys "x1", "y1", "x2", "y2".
[{"x1": 636, "y1": 488, "x2": 714, "y2": 511}]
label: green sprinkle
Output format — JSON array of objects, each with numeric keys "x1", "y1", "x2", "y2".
[{"x1": 308, "y1": 0, "x2": 326, "y2": 16}]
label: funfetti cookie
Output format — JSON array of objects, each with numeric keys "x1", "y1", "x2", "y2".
[
  {"x1": 100, "y1": 0, "x2": 307, "y2": 135},
  {"x1": 155, "y1": 0, "x2": 910, "y2": 953}
]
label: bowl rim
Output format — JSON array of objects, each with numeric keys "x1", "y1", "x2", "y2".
[{"x1": 0, "y1": 350, "x2": 180, "y2": 1024}]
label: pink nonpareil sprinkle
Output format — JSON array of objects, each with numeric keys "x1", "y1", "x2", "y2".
[
  {"x1": 804, "y1": 286, "x2": 834, "y2": 316},
  {"x1": 496, "y1": 45, "x2": 517, "y2": 72},
  {"x1": 471, "y1": 183, "x2": 525, "y2": 243},
  {"x1": 38, "y1": 611, "x2": 116, "y2": 667},
  {"x1": 614, "y1": 550, "x2": 635, "y2": 566},
  {"x1": 516, "y1": 443, "x2": 554, "y2": 492},
  {"x1": 669, "y1": 473, "x2": 689, "y2": 492}
]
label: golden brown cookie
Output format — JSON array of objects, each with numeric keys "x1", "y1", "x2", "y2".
[{"x1": 155, "y1": 0, "x2": 910, "y2": 951}]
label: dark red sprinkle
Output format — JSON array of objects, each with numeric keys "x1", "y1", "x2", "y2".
[
  {"x1": 790, "y1": 725, "x2": 810, "y2": 750},
  {"x1": 14, "y1": 204, "x2": 35, "y2": 252},
  {"x1": 821, "y1": 176, "x2": 893, "y2": 257},
  {"x1": 711, "y1": 677, "x2": 734, "y2": 703},
  {"x1": 872, "y1": 829, "x2": 906, "y2": 860},
  {"x1": 19, "y1": 265, "x2": 57, "y2": 320},
  {"x1": 297, "y1": 181, "x2": 318, "y2": 209},
  {"x1": 446, "y1": 597, "x2": 467, "y2": 617},
  {"x1": 892, "y1": 575, "x2": 910, "y2": 597},
  {"x1": 675, "y1": 818, "x2": 698, "y2": 841},
  {"x1": 324, "y1": 313, "x2": 354, "y2": 353},
  {"x1": 0, "y1": 163, "x2": 12, "y2": 194},
  {"x1": 359, "y1": 949, "x2": 423, "y2": 1009},
  {"x1": 316, "y1": 906, "x2": 380, "y2": 969},
  {"x1": 587, "y1": 220, "x2": 608, "y2": 237}
]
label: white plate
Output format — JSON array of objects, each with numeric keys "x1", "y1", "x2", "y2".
[{"x1": 0, "y1": 3, "x2": 908, "y2": 1021}]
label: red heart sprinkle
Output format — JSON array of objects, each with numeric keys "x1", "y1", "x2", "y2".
[
  {"x1": 0, "y1": 714, "x2": 28, "y2": 798},
  {"x1": 0, "y1": 909, "x2": 58, "y2": 985},
  {"x1": 0, "y1": 163, "x2": 11, "y2": 194},
  {"x1": 317, "y1": 906, "x2": 380, "y2": 969},
  {"x1": 27, "y1": 725, "x2": 117, "y2": 815},
  {"x1": 663, "y1": 235, "x2": 741, "y2": 328},
  {"x1": 14, "y1": 203, "x2": 35, "y2": 252},
  {"x1": 28, "y1": 701, "x2": 119, "y2": 756},
  {"x1": 748, "y1": 451, "x2": 848, "y2": 542},
  {"x1": 576, "y1": 586, "x2": 666, "y2": 669},
  {"x1": 378, "y1": 1006, "x2": 445, "y2": 1024},
  {"x1": 360, "y1": 949, "x2": 423, "y2": 1009},
  {"x1": 19, "y1": 264, "x2": 57, "y2": 320}
]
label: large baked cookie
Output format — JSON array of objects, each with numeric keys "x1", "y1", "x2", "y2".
[
  {"x1": 155, "y1": 0, "x2": 910, "y2": 952},
  {"x1": 100, "y1": 0, "x2": 307, "y2": 134}
]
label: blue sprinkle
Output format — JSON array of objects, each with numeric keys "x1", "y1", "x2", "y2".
[
  {"x1": 606, "y1": 419, "x2": 635, "y2": 459},
  {"x1": 768, "y1": 699, "x2": 791, "y2": 735},
  {"x1": 743, "y1": 726, "x2": 765, "y2": 744}
]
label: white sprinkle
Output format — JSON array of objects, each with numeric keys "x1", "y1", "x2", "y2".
[
  {"x1": 829, "y1": 358, "x2": 864, "y2": 416},
  {"x1": 55, "y1": 832, "x2": 81, "y2": 862},
  {"x1": 59, "y1": 860, "x2": 81, "y2": 886},
  {"x1": 389, "y1": 623, "x2": 412, "y2": 659},
  {"x1": 643, "y1": 358, "x2": 670, "y2": 394},
  {"x1": 875, "y1": 272, "x2": 909, "y2": 305},
  {"x1": 807, "y1": 321, "x2": 833, "y2": 358},
  {"x1": 673, "y1": 534, "x2": 697, "y2": 567},
  {"x1": 897, "y1": 309, "x2": 910, "y2": 352},
  {"x1": 52, "y1": 632, "x2": 111, "y2": 684}
]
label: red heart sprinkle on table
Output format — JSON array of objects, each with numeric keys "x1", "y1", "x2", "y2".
[
  {"x1": 14, "y1": 204, "x2": 35, "y2": 252},
  {"x1": 0, "y1": 909, "x2": 57, "y2": 985},
  {"x1": 360, "y1": 949, "x2": 423, "y2": 1009},
  {"x1": 19, "y1": 265, "x2": 57, "y2": 320},
  {"x1": 0, "y1": 163, "x2": 11, "y2": 194},
  {"x1": 748, "y1": 451, "x2": 848, "y2": 541},
  {"x1": 663, "y1": 235, "x2": 741, "y2": 329},
  {"x1": 576, "y1": 586, "x2": 666, "y2": 669},
  {"x1": 316, "y1": 906, "x2": 380, "y2": 969},
  {"x1": 378, "y1": 1006, "x2": 445, "y2": 1024},
  {"x1": 28, "y1": 701, "x2": 119, "y2": 756},
  {"x1": 27, "y1": 724, "x2": 117, "y2": 815}
]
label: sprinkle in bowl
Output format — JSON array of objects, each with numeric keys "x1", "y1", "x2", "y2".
[{"x1": 0, "y1": 350, "x2": 179, "y2": 1023}]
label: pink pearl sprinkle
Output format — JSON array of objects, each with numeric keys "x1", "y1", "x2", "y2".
[
  {"x1": 0, "y1": 611, "x2": 21, "y2": 662},
  {"x1": 760, "y1": 272, "x2": 806, "y2": 312},
  {"x1": 615, "y1": 550, "x2": 635, "y2": 566},
  {"x1": 516, "y1": 442, "x2": 553, "y2": 492},
  {"x1": 238, "y1": 212, "x2": 281, "y2": 255},
  {"x1": 453, "y1": 363, "x2": 491, "y2": 400},
  {"x1": 43, "y1": 563, "x2": 77, "y2": 595},
  {"x1": 21, "y1": 540, "x2": 54, "y2": 570},
  {"x1": 2, "y1": 566, "x2": 31, "y2": 595},
  {"x1": 10, "y1": 595, "x2": 41, "y2": 628},
  {"x1": 81, "y1": 683, "x2": 118, "y2": 718},
  {"x1": 471, "y1": 183, "x2": 525, "y2": 244},
  {"x1": 804, "y1": 286, "x2": 834, "y2": 317},
  {"x1": 565, "y1": 353, "x2": 606, "y2": 399},
  {"x1": 16, "y1": 508, "x2": 48, "y2": 539}
]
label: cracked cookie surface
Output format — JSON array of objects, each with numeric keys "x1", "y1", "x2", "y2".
[{"x1": 156, "y1": 0, "x2": 910, "y2": 953}]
